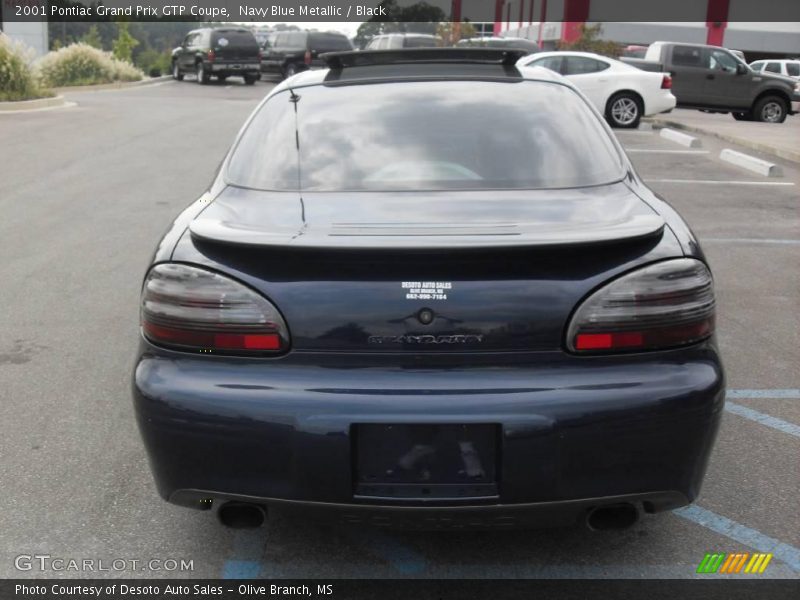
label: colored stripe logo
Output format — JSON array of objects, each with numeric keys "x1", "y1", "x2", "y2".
[{"x1": 697, "y1": 552, "x2": 773, "y2": 574}]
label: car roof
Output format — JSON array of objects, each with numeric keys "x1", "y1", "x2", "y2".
[
  {"x1": 524, "y1": 51, "x2": 616, "y2": 62},
  {"x1": 373, "y1": 33, "x2": 438, "y2": 39}
]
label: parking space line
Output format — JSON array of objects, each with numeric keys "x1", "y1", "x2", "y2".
[
  {"x1": 728, "y1": 389, "x2": 800, "y2": 399},
  {"x1": 674, "y1": 505, "x2": 800, "y2": 573},
  {"x1": 348, "y1": 528, "x2": 427, "y2": 575},
  {"x1": 627, "y1": 149, "x2": 709, "y2": 154},
  {"x1": 702, "y1": 238, "x2": 800, "y2": 245},
  {"x1": 647, "y1": 179, "x2": 795, "y2": 186},
  {"x1": 725, "y1": 402, "x2": 800, "y2": 438},
  {"x1": 222, "y1": 530, "x2": 264, "y2": 579}
]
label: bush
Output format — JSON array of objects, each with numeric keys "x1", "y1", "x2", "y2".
[
  {"x1": 557, "y1": 24, "x2": 621, "y2": 58},
  {"x1": 135, "y1": 48, "x2": 171, "y2": 78},
  {"x1": 35, "y1": 43, "x2": 144, "y2": 88},
  {"x1": 0, "y1": 34, "x2": 52, "y2": 101}
]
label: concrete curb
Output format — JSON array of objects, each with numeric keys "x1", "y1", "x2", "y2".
[
  {"x1": 52, "y1": 76, "x2": 171, "y2": 95},
  {"x1": 720, "y1": 149, "x2": 783, "y2": 177},
  {"x1": 659, "y1": 127, "x2": 701, "y2": 148},
  {"x1": 648, "y1": 117, "x2": 800, "y2": 164},
  {"x1": 0, "y1": 95, "x2": 69, "y2": 112}
]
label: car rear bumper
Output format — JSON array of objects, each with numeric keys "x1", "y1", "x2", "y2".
[
  {"x1": 209, "y1": 62, "x2": 260, "y2": 75},
  {"x1": 132, "y1": 341, "x2": 724, "y2": 523},
  {"x1": 646, "y1": 92, "x2": 677, "y2": 116}
]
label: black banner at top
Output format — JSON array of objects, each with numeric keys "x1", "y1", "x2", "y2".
[{"x1": 3, "y1": 0, "x2": 800, "y2": 23}]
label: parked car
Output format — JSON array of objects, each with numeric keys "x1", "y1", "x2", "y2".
[
  {"x1": 749, "y1": 59, "x2": 800, "y2": 81},
  {"x1": 728, "y1": 49, "x2": 746, "y2": 61},
  {"x1": 622, "y1": 41, "x2": 800, "y2": 123},
  {"x1": 457, "y1": 36, "x2": 539, "y2": 54},
  {"x1": 134, "y1": 48, "x2": 724, "y2": 531},
  {"x1": 172, "y1": 28, "x2": 261, "y2": 85},
  {"x1": 521, "y1": 51, "x2": 676, "y2": 128},
  {"x1": 365, "y1": 33, "x2": 440, "y2": 50},
  {"x1": 261, "y1": 30, "x2": 353, "y2": 79}
]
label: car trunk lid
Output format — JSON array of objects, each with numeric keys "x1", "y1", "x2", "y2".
[{"x1": 181, "y1": 184, "x2": 675, "y2": 352}]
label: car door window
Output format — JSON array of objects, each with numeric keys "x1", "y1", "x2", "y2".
[
  {"x1": 708, "y1": 49, "x2": 738, "y2": 73},
  {"x1": 764, "y1": 62, "x2": 781, "y2": 73},
  {"x1": 672, "y1": 45, "x2": 705, "y2": 68},
  {"x1": 749, "y1": 61, "x2": 764, "y2": 72},
  {"x1": 564, "y1": 57, "x2": 609, "y2": 75},
  {"x1": 527, "y1": 56, "x2": 564, "y2": 74},
  {"x1": 786, "y1": 63, "x2": 800, "y2": 77}
]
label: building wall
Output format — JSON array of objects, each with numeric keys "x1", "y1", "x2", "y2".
[
  {"x1": 1, "y1": 20, "x2": 49, "y2": 57},
  {"x1": 496, "y1": 0, "x2": 800, "y2": 56}
]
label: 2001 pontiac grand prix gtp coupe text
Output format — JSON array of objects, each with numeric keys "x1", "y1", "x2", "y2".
[{"x1": 133, "y1": 49, "x2": 724, "y2": 531}]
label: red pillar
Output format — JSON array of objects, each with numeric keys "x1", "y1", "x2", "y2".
[
  {"x1": 529, "y1": 0, "x2": 535, "y2": 25},
  {"x1": 706, "y1": 0, "x2": 730, "y2": 46},
  {"x1": 451, "y1": 0, "x2": 461, "y2": 23},
  {"x1": 537, "y1": 0, "x2": 548, "y2": 49},
  {"x1": 494, "y1": 0, "x2": 505, "y2": 35},
  {"x1": 561, "y1": 0, "x2": 590, "y2": 44}
]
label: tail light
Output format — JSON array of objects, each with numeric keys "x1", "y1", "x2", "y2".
[
  {"x1": 661, "y1": 74, "x2": 672, "y2": 89},
  {"x1": 140, "y1": 264, "x2": 290, "y2": 355},
  {"x1": 207, "y1": 49, "x2": 215, "y2": 63},
  {"x1": 567, "y1": 259, "x2": 715, "y2": 354},
  {"x1": 304, "y1": 50, "x2": 312, "y2": 65}
]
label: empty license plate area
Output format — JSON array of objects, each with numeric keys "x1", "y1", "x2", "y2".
[{"x1": 354, "y1": 424, "x2": 499, "y2": 500}]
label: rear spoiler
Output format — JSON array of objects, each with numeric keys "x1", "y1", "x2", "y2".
[{"x1": 189, "y1": 215, "x2": 665, "y2": 250}]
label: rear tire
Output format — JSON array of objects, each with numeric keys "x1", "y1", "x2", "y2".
[
  {"x1": 606, "y1": 92, "x2": 642, "y2": 129},
  {"x1": 732, "y1": 112, "x2": 753, "y2": 121},
  {"x1": 243, "y1": 75, "x2": 257, "y2": 85},
  {"x1": 282, "y1": 63, "x2": 298, "y2": 79},
  {"x1": 217, "y1": 75, "x2": 227, "y2": 83},
  {"x1": 172, "y1": 61, "x2": 184, "y2": 81},
  {"x1": 752, "y1": 95, "x2": 787, "y2": 123},
  {"x1": 196, "y1": 62, "x2": 210, "y2": 85}
]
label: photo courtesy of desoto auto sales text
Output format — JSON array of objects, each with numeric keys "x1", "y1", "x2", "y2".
[{"x1": 1, "y1": 0, "x2": 798, "y2": 598}]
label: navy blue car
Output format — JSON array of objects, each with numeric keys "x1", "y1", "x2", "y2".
[{"x1": 133, "y1": 49, "x2": 724, "y2": 531}]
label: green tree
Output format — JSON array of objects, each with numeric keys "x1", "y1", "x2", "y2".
[
  {"x1": 82, "y1": 25, "x2": 103, "y2": 49},
  {"x1": 112, "y1": 21, "x2": 139, "y2": 63},
  {"x1": 557, "y1": 24, "x2": 621, "y2": 58}
]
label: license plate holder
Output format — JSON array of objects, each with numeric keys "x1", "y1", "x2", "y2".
[{"x1": 354, "y1": 424, "x2": 499, "y2": 500}]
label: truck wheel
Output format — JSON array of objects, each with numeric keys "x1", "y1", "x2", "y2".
[
  {"x1": 752, "y1": 95, "x2": 787, "y2": 123},
  {"x1": 244, "y1": 75, "x2": 257, "y2": 85},
  {"x1": 606, "y1": 93, "x2": 642, "y2": 128},
  {"x1": 196, "y1": 62, "x2": 210, "y2": 85},
  {"x1": 283, "y1": 63, "x2": 298, "y2": 79},
  {"x1": 172, "y1": 61, "x2": 184, "y2": 81},
  {"x1": 732, "y1": 112, "x2": 753, "y2": 121}
]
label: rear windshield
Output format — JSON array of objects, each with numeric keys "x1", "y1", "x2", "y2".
[
  {"x1": 309, "y1": 32, "x2": 353, "y2": 52},
  {"x1": 226, "y1": 80, "x2": 624, "y2": 191},
  {"x1": 211, "y1": 30, "x2": 258, "y2": 49}
]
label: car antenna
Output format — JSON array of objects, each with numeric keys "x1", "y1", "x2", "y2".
[{"x1": 289, "y1": 88, "x2": 300, "y2": 103}]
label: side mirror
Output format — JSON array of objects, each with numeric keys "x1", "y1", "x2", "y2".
[{"x1": 736, "y1": 63, "x2": 748, "y2": 75}]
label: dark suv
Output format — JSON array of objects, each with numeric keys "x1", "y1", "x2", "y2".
[
  {"x1": 261, "y1": 31, "x2": 353, "y2": 79},
  {"x1": 172, "y1": 28, "x2": 261, "y2": 85}
]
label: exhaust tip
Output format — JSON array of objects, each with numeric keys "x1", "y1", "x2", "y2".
[
  {"x1": 586, "y1": 503, "x2": 639, "y2": 531},
  {"x1": 217, "y1": 502, "x2": 266, "y2": 529}
]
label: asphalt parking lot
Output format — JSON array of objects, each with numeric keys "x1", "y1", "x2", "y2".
[{"x1": 0, "y1": 79, "x2": 798, "y2": 580}]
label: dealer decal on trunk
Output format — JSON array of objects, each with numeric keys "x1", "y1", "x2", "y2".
[{"x1": 402, "y1": 281, "x2": 451, "y2": 301}]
